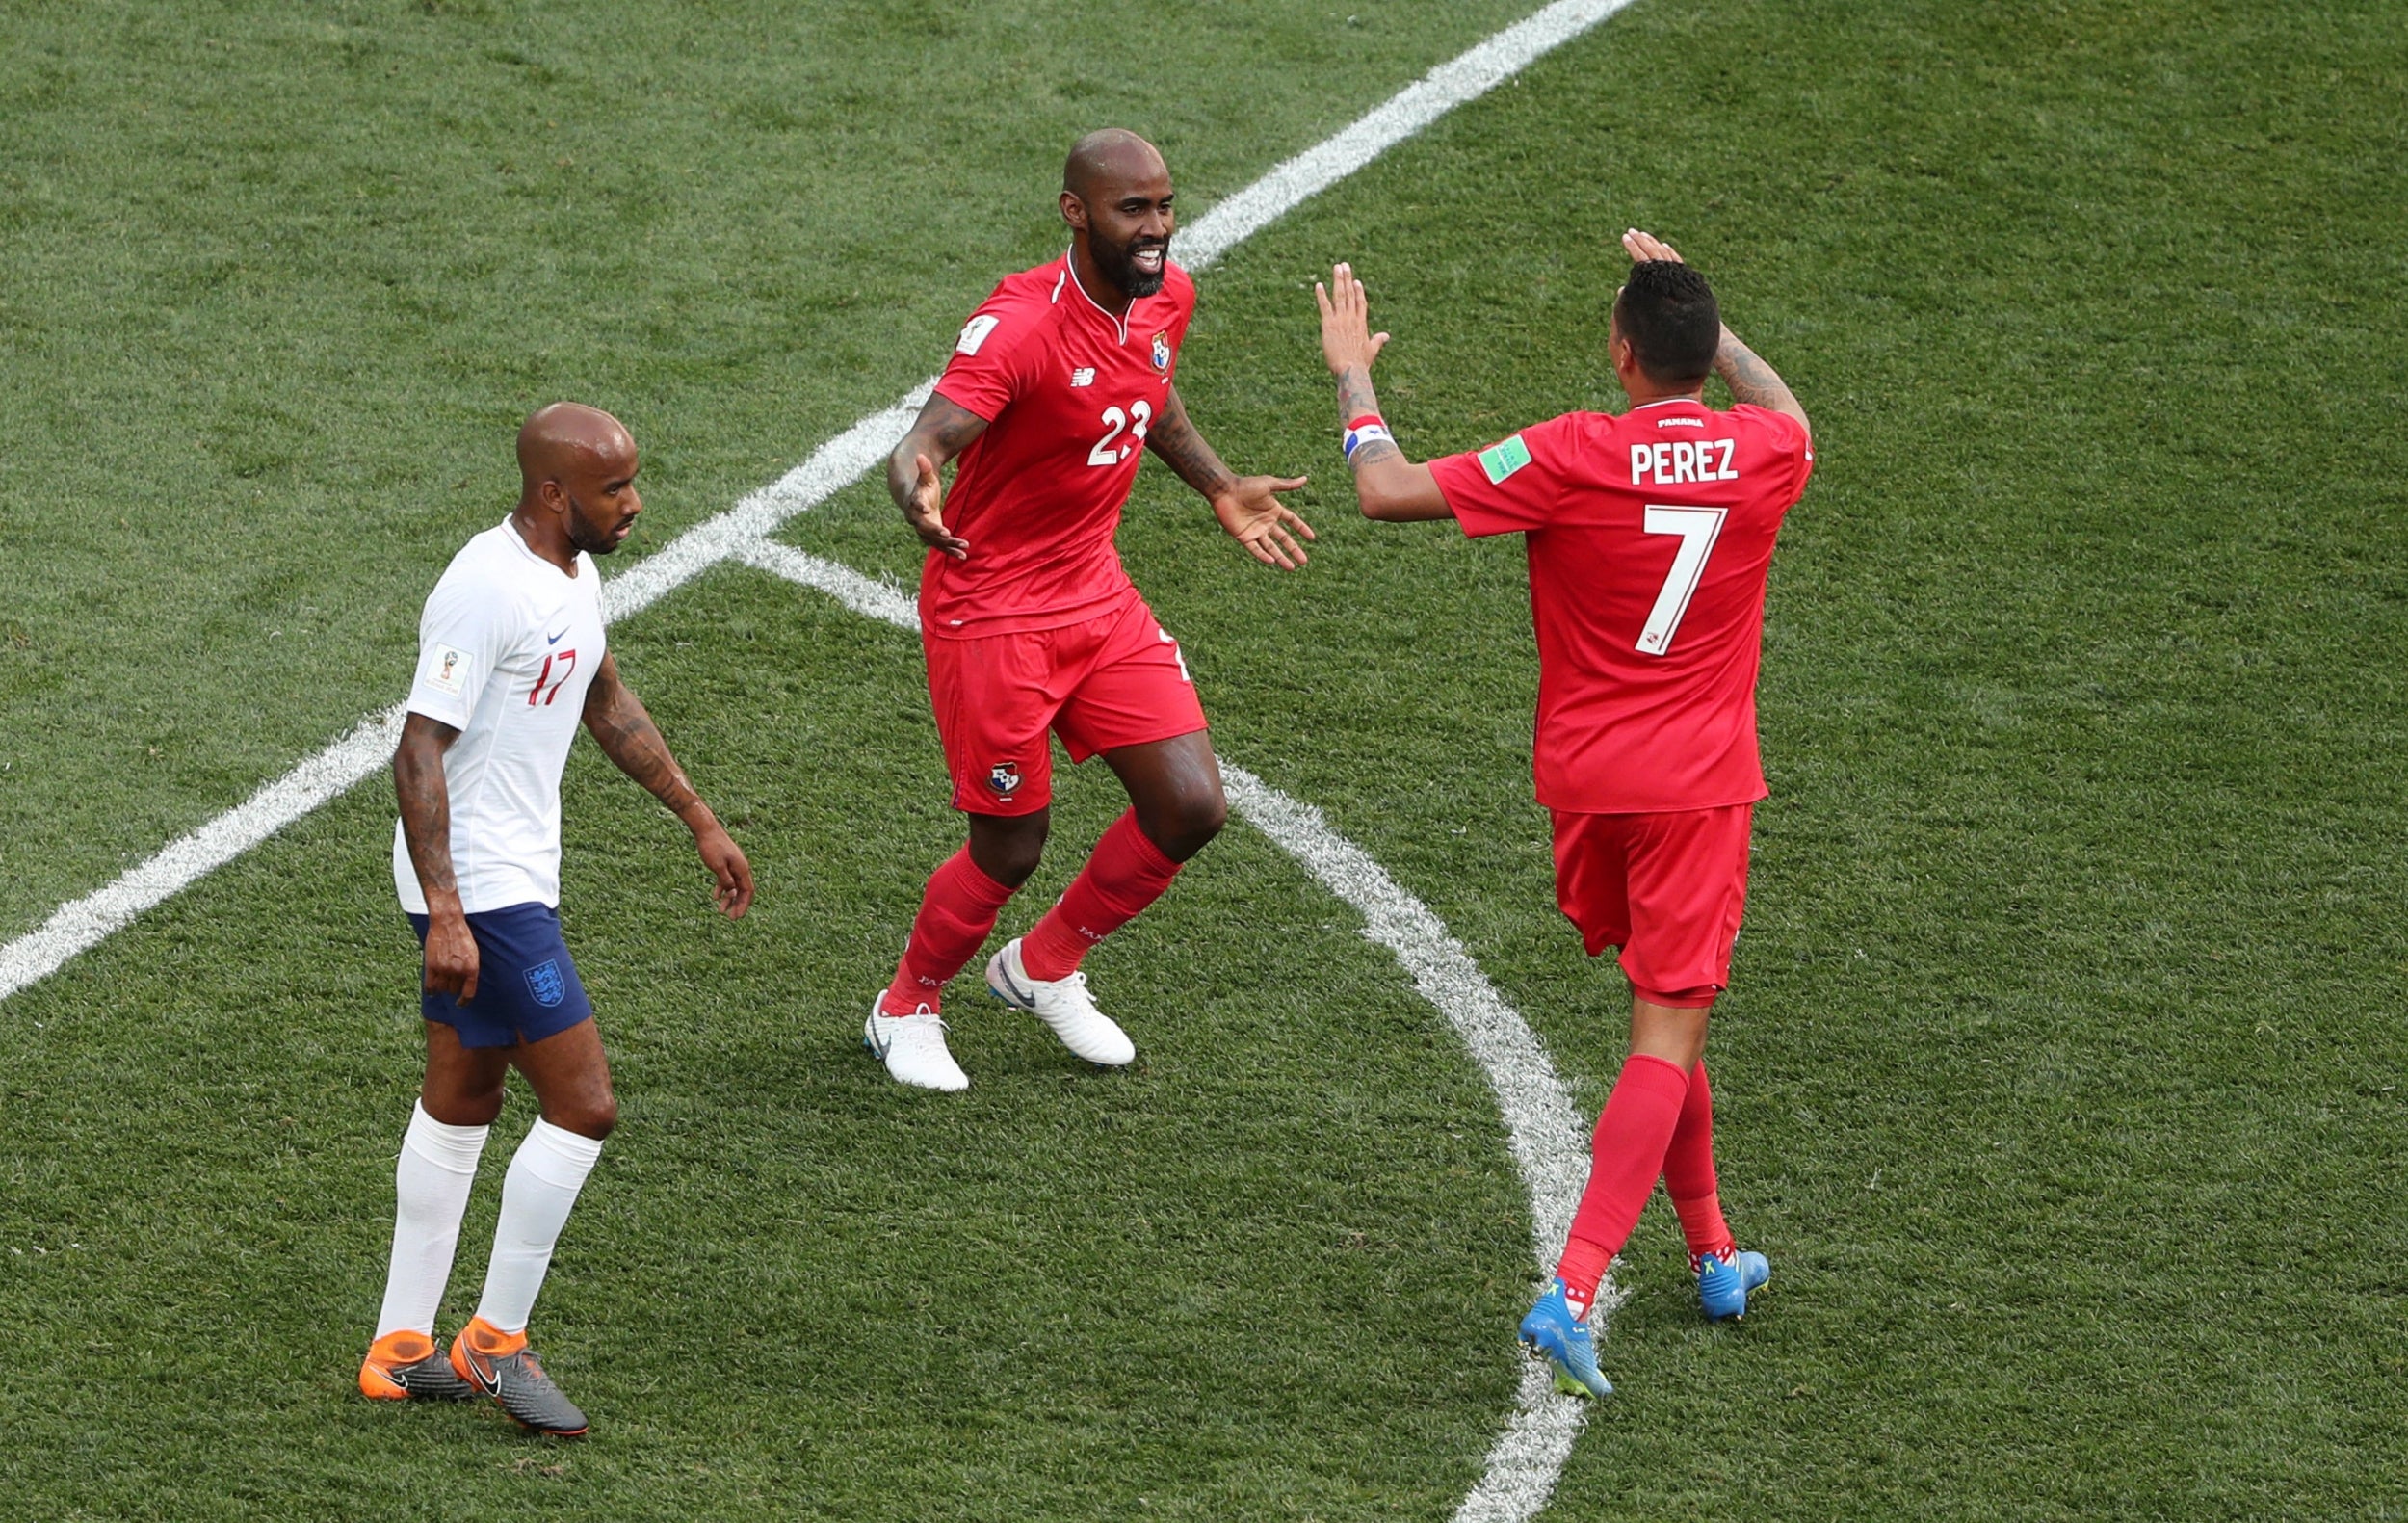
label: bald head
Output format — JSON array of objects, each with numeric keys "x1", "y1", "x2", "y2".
[
  {"x1": 513, "y1": 402, "x2": 643, "y2": 560},
  {"x1": 517, "y1": 402, "x2": 634, "y2": 490},
  {"x1": 1063, "y1": 128, "x2": 1165, "y2": 204},
  {"x1": 1060, "y1": 130, "x2": 1175, "y2": 302}
]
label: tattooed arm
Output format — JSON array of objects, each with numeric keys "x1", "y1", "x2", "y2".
[
  {"x1": 1315, "y1": 263, "x2": 1452, "y2": 522},
  {"x1": 1712, "y1": 325, "x2": 1811, "y2": 438},
  {"x1": 1143, "y1": 382, "x2": 1314, "y2": 569},
  {"x1": 1619, "y1": 229, "x2": 1810, "y2": 440},
  {"x1": 394, "y1": 713, "x2": 480, "y2": 1000},
  {"x1": 581, "y1": 653, "x2": 754, "y2": 918},
  {"x1": 887, "y1": 392, "x2": 993, "y2": 561}
]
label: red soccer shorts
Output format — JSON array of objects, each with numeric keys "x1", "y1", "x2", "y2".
[
  {"x1": 1549, "y1": 802, "x2": 1754, "y2": 1008},
  {"x1": 924, "y1": 593, "x2": 1207, "y2": 815}
]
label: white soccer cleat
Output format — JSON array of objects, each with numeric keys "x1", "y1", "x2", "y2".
[
  {"x1": 985, "y1": 938, "x2": 1137, "y2": 1067},
  {"x1": 864, "y1": 994, "x2": 970, "y2": 1091}
]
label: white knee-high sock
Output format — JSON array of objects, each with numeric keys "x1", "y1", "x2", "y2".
[
  {"x1": 473, "y1": 1118, "x2": 603, "y2": 1335},
  {"x1": 374, "y1": 1102, "x2": 490, "y2": 1341}
]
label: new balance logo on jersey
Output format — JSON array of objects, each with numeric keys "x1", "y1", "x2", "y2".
[
  {"x1": 1070, "y1": 367, "x2": 1096, "y2": 387},
  {"x1": 987, "y1": 762, "x2": 1022, "y2": 797}
]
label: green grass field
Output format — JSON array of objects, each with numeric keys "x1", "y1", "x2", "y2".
[{"x1": 5, "y1": 0, "x2": 2406, "y2": 1517}]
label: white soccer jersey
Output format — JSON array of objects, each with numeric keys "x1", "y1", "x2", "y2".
[{"x1": 392, "y1": 518, "x2": 607, "y2": 915}]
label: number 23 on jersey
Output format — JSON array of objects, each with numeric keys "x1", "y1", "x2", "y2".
[{"x1": 1087, "y1": 400, "x2": 1154, "y2": 467}]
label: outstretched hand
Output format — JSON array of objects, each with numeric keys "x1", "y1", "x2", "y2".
[
  {"x1": 902, "y1": 453, "x2": 969, "y2": 560},
  {"x1": 1212, "y1": 476, "x2": 1315, "y2": 569},
  {"x1": 1316, "y1": 261, "x2": 1389, "y2": 376},
  {"x1": 1622, "y1": 228, "x2": 1686, "y2": 265}
]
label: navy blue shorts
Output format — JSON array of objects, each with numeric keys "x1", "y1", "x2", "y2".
[{"x1": 407, "y1": 902, "x2": 593, "y2": 1049}]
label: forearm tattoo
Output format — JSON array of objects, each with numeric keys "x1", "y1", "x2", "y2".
[
  {"x1": 1146, "y1": 385, "x2": 1238, "y2": 499},
  {"x1": 1334, "y1": 365, "x2": 1400, "y2": 471},
  {"x1": 1714, "y1": 328, "x2": 1799, "y2": 413},
  {"x1": 585, "y1": 671, "x2": 703, "y2": 819},
  {"x1": 394, "y1": 733, "x2": 458, "y2": 900},
  {"x1": 1334, "y1": 365, "x2": 1382, "y2": 427}
]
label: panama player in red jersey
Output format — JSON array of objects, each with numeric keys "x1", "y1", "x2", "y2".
[
  {"x1": 1316, "y1": 230, "x2": 1813, "y2": 1396},
  {"x1": 863, "y1": 128, "x2": 1313, "y2": 1090}
]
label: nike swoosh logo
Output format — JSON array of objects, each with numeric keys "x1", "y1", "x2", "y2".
[
  {"x1": 545, "y1": 625, "x2": 570, "y2": 645},
  {"x1": 376, "y1": 1364, "x2": 409, "y2": 1393}
]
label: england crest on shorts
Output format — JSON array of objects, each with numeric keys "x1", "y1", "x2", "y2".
[
  {"x1": 524, "y1": 958, "x2": 567, "y2": 1009},
  {"x1": 1150, "y1": 330, "x2": 1170, "y2": 371},
  {"x1": 987, "y1": 762, "x2": 1022, "y2": 797}
]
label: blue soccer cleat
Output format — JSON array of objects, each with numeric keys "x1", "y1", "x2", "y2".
[
  {"x1": 1518, "y1": 1279, "x2": 1612, "y2": 1398},
  {"x1": 1697, "y1": 1249, "x2": 1771, "y2": 1321}
]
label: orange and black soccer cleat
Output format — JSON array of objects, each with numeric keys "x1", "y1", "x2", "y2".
[
  {"x1": 448, "y1": 1316, "x2": 589, "y2": 1437},
  {"x1": 359, "y1": 1328, "x2": 477, "y2": 1402}
]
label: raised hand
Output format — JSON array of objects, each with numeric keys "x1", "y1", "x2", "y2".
[
  {"x1": 902, "y1": 453, "x2": 969, "y2": 560},
  {"x1": 1211, "y1": 476, "x2": 1316, "y2": 569},
  {"x1": 1622, "y1": 228, "x2": 1686, "y2": 265},
  {"x1": 1316, "y1": 262, "x2": 1390, "y2": 377}
]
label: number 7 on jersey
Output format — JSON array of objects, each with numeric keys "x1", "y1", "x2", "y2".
[{"x1": 1636, "y1": 505, "x2": 1727, "y2": 656}]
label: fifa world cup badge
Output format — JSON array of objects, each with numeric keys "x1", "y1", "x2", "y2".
[{"x1": 1150, "y1": 331, "x2": 1170, "y2": 371}]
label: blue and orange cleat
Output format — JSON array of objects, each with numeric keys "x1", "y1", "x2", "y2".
[
  {"x1": 1517, "y1": 1279, "x2": 1611, "y2": 1399},
  {"x1": 1697, "y1": 1249, "x2": 1771, "y2": 1321}
]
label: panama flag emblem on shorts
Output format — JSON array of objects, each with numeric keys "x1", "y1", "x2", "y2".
[
  {"x1": 988, "y1": 762, "x2": 1022, "y2": 797},
  {"x1": 1150, "y1": 331, "x2": 1170, "y2": 371},
  {"x1": 524, "y1": 958, "x2": 567, "y2": 1009}
]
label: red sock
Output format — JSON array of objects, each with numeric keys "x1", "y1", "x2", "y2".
[
  {"x1": 1554, "y1": 1055, "x2": 1690, "y2": 1307},
  {"x1": 1018, "y1": 810, "x2": 1182, "y2": 981},
  {"x1": 1662, "y1": 1061, "x2": 1736, "y2": 1271},
  {"x1": 882, "y1": 848, "x2": 1018, "y2": 1014}
]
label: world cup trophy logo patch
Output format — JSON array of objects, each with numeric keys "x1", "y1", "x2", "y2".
[
  {"x1": 1150, "y1": 330, "x2": 1170, "y2": 371},
  {"x1": 524, "y1": 958, "x2": 567, "y2": 1009},
  {"x1": 987, "y1": 762, "x2": 1022, "y2": 798}
]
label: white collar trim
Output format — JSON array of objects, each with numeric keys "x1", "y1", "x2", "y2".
[{"x1": 1062, "y1": 248, "x2": 1133, "y2": 344}]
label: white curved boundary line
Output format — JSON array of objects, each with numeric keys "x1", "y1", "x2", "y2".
[
  {"x1": 0, "y1": 3, "x2": 1648, "y2": 1513},
  {"x1": 0, "y1": 0, "x2": 1641, "y2": 1005},
  {"x1": 737, "y1": 544, "x2": 1611, "y2": 1521}
]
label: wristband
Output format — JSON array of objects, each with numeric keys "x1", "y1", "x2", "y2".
[{"x1": 1342, "y1": 414, "x2": 1394, "y2": 461}]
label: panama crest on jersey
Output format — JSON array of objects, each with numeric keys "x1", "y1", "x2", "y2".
[
  {"x1": 987, "y1": 762, "x2": 1022, "y2": 797},
  {"x1": 1150, "y1": 330, "x2": 1170, "y2": 371},
  {"x1": 524, "y1": 958, "x2": 567, "y2": 1009}
]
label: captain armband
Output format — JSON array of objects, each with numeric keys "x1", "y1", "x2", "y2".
[{"x1": 1342, "y1": 414, "x2": 1395, "y2": 463}]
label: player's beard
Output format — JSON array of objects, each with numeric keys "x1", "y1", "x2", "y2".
[
  {"x1": 564, "y1": 493, "x2": 626, "y2": 557},
  {"x1": 1096, "y1": 228, "x2": 1170, "y2": 298}
]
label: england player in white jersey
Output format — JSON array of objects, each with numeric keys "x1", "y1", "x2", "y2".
[{"x1": 359, "y1": 403, "x2": 753, "y2": 1437}]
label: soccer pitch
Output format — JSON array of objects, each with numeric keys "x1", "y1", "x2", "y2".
[{"x1": 4, "y1": 1, "x2": 2405, "y2": 1518}]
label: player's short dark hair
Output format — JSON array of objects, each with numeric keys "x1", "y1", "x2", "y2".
[{"x1": 1613, "y1": 261, "x2": 1720, "y2": 386}]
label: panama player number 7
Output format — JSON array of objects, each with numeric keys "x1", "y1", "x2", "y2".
[{"x1": 1636, "y1": 505, "x2": 1726, "y2": 656}]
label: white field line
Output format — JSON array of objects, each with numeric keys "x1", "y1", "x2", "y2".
[
  {"x1": 740, "y1": 547, "x2": 1610, "y2": 1523},
  {"x1": 0, "y1": 0, "x2": 1633, "y2": 1003},
  {"x1": 4, "y1": 6, "x2": 1640, "y2": 1514}
]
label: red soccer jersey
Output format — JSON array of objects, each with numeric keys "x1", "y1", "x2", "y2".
[
  {"x1": 1429, "y1": 399, "x2": 1814, "y2": 813},
  {"x1": 922, "y1": 251, "x2": 1196, "y2": 639}
]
